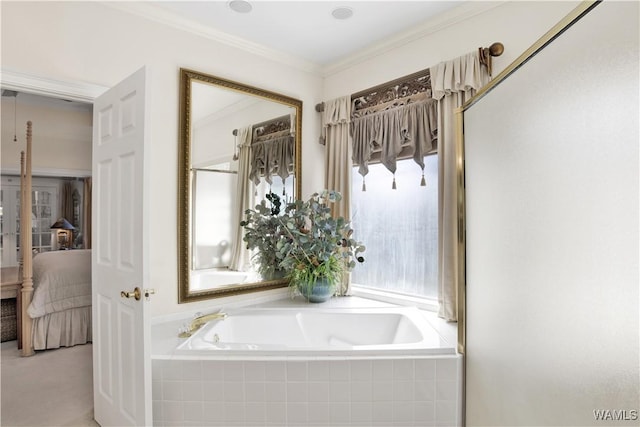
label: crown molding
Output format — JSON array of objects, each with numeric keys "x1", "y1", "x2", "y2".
[
  {"x1": 321, "y1": 1, "x2": 507, "y2": 77},
  {"x1": 0, "y1": 68, "x2": 108, "y2": 102},
  {"x1": 101, "y1": 2, "x2": 321, "y2": 75}
]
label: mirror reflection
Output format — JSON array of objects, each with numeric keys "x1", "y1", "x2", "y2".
[{"x1": 178, "y1": 68, "x2": 302, "y2": 303}]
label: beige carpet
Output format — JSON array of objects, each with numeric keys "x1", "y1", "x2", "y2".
[{"x1": 0, "y1": 341, "x2": 98, "y2": 427}]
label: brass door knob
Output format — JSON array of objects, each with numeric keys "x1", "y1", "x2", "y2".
[{"x1": 120, "y1": 287, "x2": 141, "y2": 301}]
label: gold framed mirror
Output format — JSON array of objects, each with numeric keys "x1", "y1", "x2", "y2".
[{"x1": 178, "y1": 68, "x2": 302, "y2": 303}]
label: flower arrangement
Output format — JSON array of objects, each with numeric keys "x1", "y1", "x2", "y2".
[{"x1": 240, "y1": 190, "x2": 365, "y2": 301}]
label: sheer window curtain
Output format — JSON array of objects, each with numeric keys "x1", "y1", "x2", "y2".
[
  {"x1": 320, "y1": 96, "x2": 352, "y2": 295},
  {"x1": 229, "y1": 126, "x2": 254, "y2": 271},
  {"x1": 431, "y1": 51, "x2": 490, "y2": 321}
]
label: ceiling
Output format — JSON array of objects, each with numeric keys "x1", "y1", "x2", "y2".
[
  {"x1": 3, "y1": 1, "x2": 487, "y2": 106},
  {"x1": 111, "y1": 1, "x2": 474, "y2": 73}
]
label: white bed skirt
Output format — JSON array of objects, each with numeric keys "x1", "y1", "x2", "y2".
[{"x1": 32, "y1": 306, "x2": 92, "y2": 350}]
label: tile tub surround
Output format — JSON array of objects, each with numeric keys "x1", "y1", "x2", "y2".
[
  {"x1": 152, "y1": 356, "x2": 462, "y2": 426},
  {"x1": 151, "y1": 296, "x2": 460, "y2": 426}
]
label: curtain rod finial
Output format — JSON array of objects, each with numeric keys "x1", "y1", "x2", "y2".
[
  {"x1": 489, "y1": 42, "x2": 504, "y2": 57},
  {"x1": 315, "y1": 102, "x2": 325, "y2": 113}
]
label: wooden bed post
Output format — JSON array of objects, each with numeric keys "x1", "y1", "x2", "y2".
[
  {"x1": 21, "y1": 121, "x2": 35, "y2": 357},
  {"x1": 19, "y1": 152, "x2": 24, "y2": 271},
  {"x1": 18, "y1": 151, "x2": 25, "y2": 350}
]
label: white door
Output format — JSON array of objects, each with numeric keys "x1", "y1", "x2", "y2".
[{"x1": 92, "y1": 67, "x2": 151, "y2": 426}]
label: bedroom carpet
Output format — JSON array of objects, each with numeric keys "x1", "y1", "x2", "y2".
[{"x1": 0, "y1": 340, "x2": 98, "y2": 427}]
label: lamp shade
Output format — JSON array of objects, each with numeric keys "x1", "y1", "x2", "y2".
[{"x1": 51, "y1": 218, "x2": 75, "y2": 230}]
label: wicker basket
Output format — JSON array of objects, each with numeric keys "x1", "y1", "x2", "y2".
[{"x1": 1, "y1": 298, "x2": 18, "y2": 342}]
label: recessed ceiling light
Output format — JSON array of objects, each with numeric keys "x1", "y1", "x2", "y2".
[
  {"x1": 228, "y1": 0, "x2": 252, "y2": 14},
  {"x1": 332, "y1": 6, "x2": 354, "y2": 20}
]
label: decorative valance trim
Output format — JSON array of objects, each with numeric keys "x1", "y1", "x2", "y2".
[
  {"x1": 351, "y1": 69, "x2": 432, "y2": 116},
  {"x1": 252, "y1": 115, "x2": 293, "y2": 140},
  {"x1": 248, "y1": 114, "x2": 295, "y2": 185},
  {"x1": 315, "y1": 43, "x2": 503, "y2": 190},
  {"x1": 348, "y1": 69, "x2": 438, "y2": 189},
  {"x1": 351, "y1": 96, "x2": 438, "y2": 179}
]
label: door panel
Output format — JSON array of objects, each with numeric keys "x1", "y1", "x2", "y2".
[{"x1": 92, "y1": 67, "x2": 151, "y2": 426}]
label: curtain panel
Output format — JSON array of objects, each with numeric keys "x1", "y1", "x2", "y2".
[
  {"x1": 431, "y1": 50, "x2": 490, "y2": 321},
  {"x1": 60, "y1": 181, "x2": 74, "y2": 223},
  {"x1": 229, "y1": 126, "x2": 254, "y2": 272},
  {"x1": 321, "y1": 96, "x2": 352, "y2": 295},
  {"x1": 321, "y1": 96, "x2": 352, "y2": 219},
  {"x1": 82, "y1": 177, "x2": 92, "y2": 249}
]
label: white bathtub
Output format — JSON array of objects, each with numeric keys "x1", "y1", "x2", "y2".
[
  {"x1": 176, "y1": 306, "x2": 454, "y2": 357},
  {"x1": 153, "y1": 301, "x2": 461, "y2": 426}
]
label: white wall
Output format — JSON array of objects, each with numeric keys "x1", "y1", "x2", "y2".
[
  {"x1": 1, "y1": 93, "x2": 92, "y2": 175},
  {"x1": 1, "y1": 1, "x2": 323, "y2": 316}
]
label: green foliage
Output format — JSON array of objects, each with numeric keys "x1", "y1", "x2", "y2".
[
  {"x1": 241, "y1": 190, "x2": 366, "y2": 298},
  {"x1": 239, "y1": 193, "x2": 288, "y2": 280}
]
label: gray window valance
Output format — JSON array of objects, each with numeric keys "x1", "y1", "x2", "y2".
[
  {"x1": 248, "y1": 115, "x2": 295, "y2": 186},
  {"x1": 350, "y1": 92, "x2": 438, "y2": 183}
]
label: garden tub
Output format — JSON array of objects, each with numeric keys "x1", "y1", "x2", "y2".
[
  {"x1": 153, "y1": 303, "x2": 461, "y2": 426},
  {"x1": 175, "y1": 306, "x2": 454, "y2": 357}
]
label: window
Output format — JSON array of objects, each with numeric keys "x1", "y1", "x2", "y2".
[
  {"x1": 351, "y1": 155, "x2": 438, "y2": 298},
  {"x1": 0, "y1": 181, "x2": 58, "y2": 267},
  {"x1": 28, "y1": 189, "x2": 55, "y2": 253}
]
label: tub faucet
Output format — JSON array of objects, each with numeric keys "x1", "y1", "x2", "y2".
[{"x1": 178, "y1": 311, "x2": 227, "y2": 338}]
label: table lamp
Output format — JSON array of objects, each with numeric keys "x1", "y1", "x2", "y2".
[{"x1": 51, "y1": 218, "x2": 75, "y2": 250}]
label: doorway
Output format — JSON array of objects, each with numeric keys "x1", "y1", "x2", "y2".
[
  {"x1": 2, "y1": 68, "x2": 153, "y2": 426},
  {"x1": 0, "y1": 84, "x2": 96, "y2": 425},
  {"x1": 1, "y1": 90, "x2": 92, "y2": 260}
]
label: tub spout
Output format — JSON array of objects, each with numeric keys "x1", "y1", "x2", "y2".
[{"x1": 178, "y1": 311, "x2": 227, "y2": 338}]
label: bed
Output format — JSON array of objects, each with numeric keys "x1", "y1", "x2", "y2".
[
  {"x1": 28, "y1": 250, "x2": 92, "y2": 350},
  {"x1": 18, "y1": 121, "x2": 92, "y2": 355}
]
